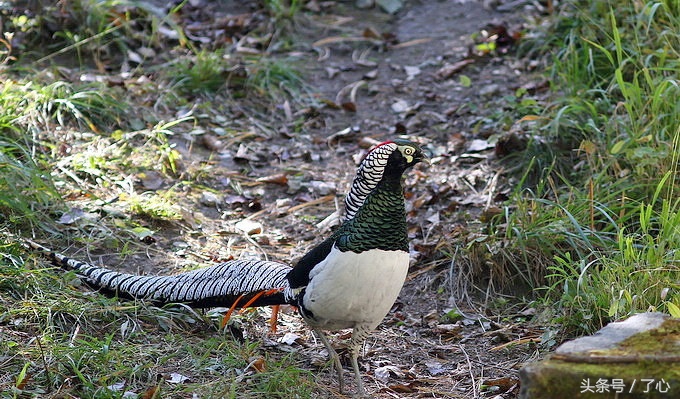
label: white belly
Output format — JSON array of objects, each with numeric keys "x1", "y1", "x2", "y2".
[{"x1": 302, "y1": 246, "x2": 409, "y2": 331}]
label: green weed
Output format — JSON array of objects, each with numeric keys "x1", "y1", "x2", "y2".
[
  {"x1": 167, "y1": 49, "x2": 230, "y2": 95},
  {"x1": 0, "y1": 137, "x2": 62, "y2": 230},
  {"x1": 490, "y1": 0, "x2": 680, "y2": 333},
  {"x1": 246, "y1": 57, "x2": 309, "y2": 104},
  {"x1": 6, "y1": 0, "x2": 186, "y2": 67},
  {"x1": 264, "y1": 0, "x2": 303, "y2": 21},
  {"x1": 1, "y1": 79, "x2": 126, "y2": 134}
]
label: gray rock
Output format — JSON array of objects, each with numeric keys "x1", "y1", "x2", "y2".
[
  {"x1": 519, "y1": 313, "x2": 679, "y2": 399},
  {"x1": 556, "y1": 312, "x2": 669, "y2": 354}
]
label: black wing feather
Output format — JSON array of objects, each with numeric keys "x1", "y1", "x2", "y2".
[{"x1": 286, "y1": 234, "x2": 336, "y2": 289}]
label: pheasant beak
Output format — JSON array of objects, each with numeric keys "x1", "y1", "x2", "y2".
[{"x1": 415, "y1": 149, "x2": 431, "y2": 166}]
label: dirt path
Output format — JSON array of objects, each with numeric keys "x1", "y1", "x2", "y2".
[
  {"x1": 164, "y1": 1, "x2": 541, "y2": 397},
  {"x1": 276, "y1": 2, "x2": 540, "y2": 397}
]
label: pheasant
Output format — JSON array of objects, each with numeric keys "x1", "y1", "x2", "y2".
[{"x1": 25, "y1": 139, "x2": 427, "y2": 396}]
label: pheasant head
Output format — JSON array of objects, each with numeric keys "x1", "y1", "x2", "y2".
[{"x1": 344, "y1": 139, "x2": 427, "y2": 221}]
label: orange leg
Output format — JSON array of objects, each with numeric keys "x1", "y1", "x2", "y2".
[
  {"x1": 221, "y1": 293, "x2": 246, "y2": 328},
  {"x1": 222, "y1": 288, "x2": 285, "y2": 329},
  {"x1": 269, "y1": 305, "x2": 280, "y2": 333}
]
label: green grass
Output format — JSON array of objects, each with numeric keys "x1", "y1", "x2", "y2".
[
  {"x1": 0, "y1": 77, "x2": 127, "y2": 230},
  {"x1": 1, "y1": 79, "x2": 127, "y2": 134},
  {"x1": 0, "y1": 137, "x2": 61, "y2": 231},
  {"x1": 165, "y1": 49, "x2": 231, "y2": 95},
  {"x1": 0, "y1": 242, "x2": 316, "y2": 398},
  {"x1": 164, "y1": 51, "x2": 313, "y2": 107},
  {"x1": 246, "y1": 57, "x2": 311, "y2": 105},
  {"x1": 476, "y1": 0, "x2": 680, "y2": 335},
  {"x1": 6, "y1": 0, "x2": 186, "y2": 67},
  {"x1": 263, "y1": 0, "x2": 303, "y2": 20}
]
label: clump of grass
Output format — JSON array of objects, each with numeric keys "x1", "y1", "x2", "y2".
[
  {"x1": 546, "y1": 175, "x2": 680, "y2": 333},
  {"x1": 165, "y1": 49, "x2": 230, "y2": 95},
  {"x1": 165, "y1": 51, "x2": 311, "y2": 103},
  {"x1": 1, "y1": 79, "x2": 127, "y2": 135},
  {"x1": 468, "y1": 0, "x2": 680, "y2": 335},
  {"x1": 0, "y1": 137, "x2": 62, "y2": 231},
  {"x1": 263, "y1": 0, "x2": 303, "y2": 21},
  {"x1": 124, "y1": 192, "x2": 183, "y2": 221},
  {"x1": 5, "y1": 0, "x2": 185, "y2": 67},
  {"x1": 245, "y1": 57, "x2": 309, "y2": 104},
  {"x1": 0, "y1": 76, "x2": 131, "y2": 231}
]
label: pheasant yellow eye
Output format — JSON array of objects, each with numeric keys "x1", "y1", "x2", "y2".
[{"x1": 400, "y1": 146, "x2": 415, "y2": 163}]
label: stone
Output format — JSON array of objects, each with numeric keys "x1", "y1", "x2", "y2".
[
  {"x1": 519, "y1": 313, "x2": 679, "y2": 399},
  {"x1": 556, "y1": 312, "x2": 669, "y2": 354},
  {"x1": 376, "y1": 0, "x2": 403, "y2": 14},
  {"x1": 235, "y1": 219, "x2": 263, "y2": 235}
]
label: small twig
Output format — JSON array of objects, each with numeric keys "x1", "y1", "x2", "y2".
[
  {"x1": 35, "y1": 335, "x2": 52, "y2": 393},
  {"x1": 458, "y1": 344, "x2": 479, "y2": 398},
  {"x1": 224, "y1": 131, "x2": 260, "y2": 149},
  {"x1": 312, "y1": 36, "x2": 377, "y2": 48},
  {"x1": 69, "y1": 324, "x2": 80, "y2": 347},
  {"x1": 352, "y1": 48, "x2": 377, "y2": 67},
  {"x1": 490, "y1": 336, "x2": 542, "y2": 351},
  {"x1": 446, "y1": 248, "x2": 476, "y2": 320},
  {"x1": 389, "y1": 37, "x2": 433, "y2": 49},
  {"x1": 314, "y1": 46, "x2": 331, "y2": 62},
  {"x1": 286, "y1": 194, "x2": 335, "y2": 214},
  {"x1": 335, "y1": 80, "x2": 366, "y2": 105},
  {"x1": 34, "y1": 24, "x2": 123, "y2": 65},
  {"x1": 56, "y1": 163, "x2": 89, "y2": 190},
  {"x1": 349, "y1": 80, "x2": 367, "y2": 104},
  {"x1": 242, "y1": 232, "x2": 268, "y2": 262},
  {"x1": 448, "y1": 246, "x2": 459, "y2": 293},
  {"x1": 484, "y1": 170, "x2": 501, "y2": 209}
]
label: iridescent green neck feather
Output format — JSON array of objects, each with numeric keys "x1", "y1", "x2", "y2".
[{"x1": 335, "y1": 177, "x2": 408, "y2": 253}]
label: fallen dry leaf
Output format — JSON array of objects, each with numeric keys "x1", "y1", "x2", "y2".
[
  {"x1": 256, "y1": 173, "x2": 288, "y2": 185},
  {"x1": 166, "y1": 372, "x2": 190, "y2": 384},
  {"x1": 138, "y1": 170, "x2": 164, "y2": 190},
  {"x1": 235, "y1": 219, "x2": 263, "y2": 235},
  {"x1": 435, "y1": 59, "x2": 475, "y2": 80},
  {"x1": 364, "y1": 69, "x2": 379, "y2": 79},
  {"x1": 140, "y1": 386, "x2": 159, "y2": 399},
  {"x1": 247, "y1": 356, "x2": 267, "y2": 373},
  {"x1": 375, "y1": 365, "x2": 405, "y2": 382},
  {"x1": 387, "y1": 383, "x2": 416, "y2": 393},
  {"x1": 425, "y1": 361, "x2": 447, "y2": 375},
  {"x1": 341, "y1": 102, "x2": 357, "y2": 112},
  {"x1": 278, "y1": 332, "x2": 302, "y2": 345},
  {"x1": 201, "y1": 134, "x2": 224, "y2": 151},
  {"x1": 482, "y1": 376, "x2": 520, "y2": 391},
  {"x1": 363, "y1": 27, "x2": 381, "y2": 39}
]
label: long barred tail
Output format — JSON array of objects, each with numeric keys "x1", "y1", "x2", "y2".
[{"x1": 24, "y1": 240, "x2": 293, "y2": 308}]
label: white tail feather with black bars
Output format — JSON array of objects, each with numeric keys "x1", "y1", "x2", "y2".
[{"x1": 24, "y1": 240, "x2": 293, "y2": 308}]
